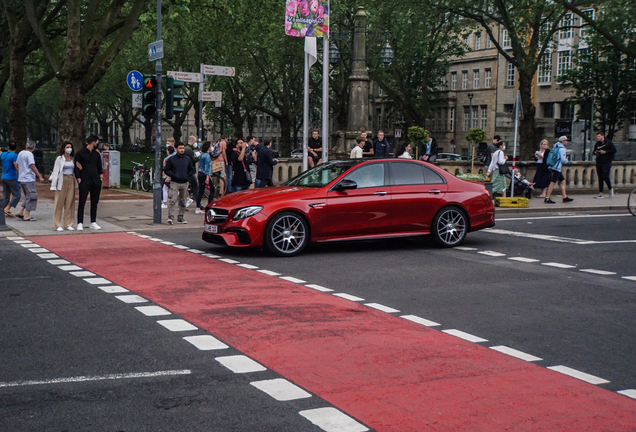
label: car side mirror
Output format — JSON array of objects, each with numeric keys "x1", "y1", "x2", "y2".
[{"x1": 334, "y1": 179, "x2": 357, "y2": 191}]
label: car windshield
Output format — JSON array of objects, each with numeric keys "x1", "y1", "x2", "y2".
[{"x1": 285, "y1": 160, "x2": 362, "y2": 188}]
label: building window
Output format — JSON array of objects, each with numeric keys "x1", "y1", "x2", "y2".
[
  {"x1": 473, "y1": 70, "x2": 480, "y2": 89},
  {"x1": 475, "y1": 34, "x2": 481, "y2": 50},
  {"x1": 561, "y1": 103, "x2": 574, "y2": 119},
  {"x1": 472, "y1": 107, "x2": 479, "y2": 128},
  {"x1": 542, "y1": 102, "x2": 554, "y2": 118},
  {"x1": 507, "y1": 63, "x2": 516, "y2": 87},
  {"x1": 462, "y1": 71, "x2": 468, "y2": 90},
  {"x1": 559, "y1": 13, "x2": 572, "y2": 39},
  {"x1": 451, "y1": 72, "x2": 457, "y2": 90},
  {"x1": 464, "y1": 34, "x2": 470, "y2": 46},
  {"x1": 579, "y1": 10, "x2": 594, "y2": 38},
  {"x1": 481, "y1": 106, "x2": 488, "y2": 129},
  {"x1": 502, "y1": 29, "x2": 511, "y2": 49},
  {"x1": 485, "y1": 69, "x2": 492, "y2": 88},
  {"x1": 450, "y1": 107, "x2": 455, "y2": 132},
  {"x1": 440, "y1": 75, "x2": 447, "y2": 91},
  {"x1": 464, "y1": 108, "x2": 470, "y2": 131},
  {"x1": 486, "y1": 37, "x2": 492, "y2": 49},
  {"x1": 537, "y1": 50, "x2": 552, "y2": 84},
  {"x1": 557, "y1": 51, "x2": 571, "y2": 77}
]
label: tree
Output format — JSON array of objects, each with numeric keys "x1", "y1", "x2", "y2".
[
  {"x1": 443, "y1": 0, "x2": 572, "y2": 159},
  {"x1": 25, "y1": 0, "x2": 147, "y2": 149}
]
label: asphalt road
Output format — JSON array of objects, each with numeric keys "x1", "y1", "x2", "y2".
[{"x1": 2, "y1": 210, "x2": 635, "y2": 430}]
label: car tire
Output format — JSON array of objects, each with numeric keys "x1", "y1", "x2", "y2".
[
  {"x1": 431, "y1": 206, "x2": 468, "y2": 248},
  {"x1": 264, "y1": 212, "x2": 309, "y2": 257}
]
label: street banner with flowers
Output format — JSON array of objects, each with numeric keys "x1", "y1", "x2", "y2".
[{"x1": 285, "y1": 0, "x2": 329, "y2": 37}]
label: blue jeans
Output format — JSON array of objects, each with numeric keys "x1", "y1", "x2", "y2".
[{"x1": 232, "y1": 184, "x2": 250, "y2": 193}]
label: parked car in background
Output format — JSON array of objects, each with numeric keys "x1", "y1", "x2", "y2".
[
  {"x1": 290, "y1": 149, "x2": 303, "y2": 158},
  {"x1": 436, "y1": 153, "x2": 467, "y2": 161}
]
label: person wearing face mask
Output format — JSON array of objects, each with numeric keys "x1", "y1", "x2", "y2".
[
  {"x1": 74, "y1": 135, "x2": 103, "y2": 230},
  {"x1": 49, "y1": 141, "x2": 78, "y2": 231},
  {"x1": 486, "y1": 140, "x2": 509, "y2": 197}
]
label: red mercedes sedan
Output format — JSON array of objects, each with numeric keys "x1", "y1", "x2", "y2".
[{"x1": 202, "y1": 159, "x2": 494, "y2": 256}]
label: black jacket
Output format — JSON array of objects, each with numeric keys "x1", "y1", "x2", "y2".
[
  {"x1": 74, "y1": 147, "x2": 103, "y2": 183},
  {"x1": 374, "y1": 138, "x2": 390, "y2": 158},
  {"x1": 164, "y1": 153, "x2": 194, "y2": 183},
  {"x1": 256, "y1": 146, "x2": 278, "y2": 180},
  {"x1": 593, "y1": 139, "x2": 616, "y2": 164}
]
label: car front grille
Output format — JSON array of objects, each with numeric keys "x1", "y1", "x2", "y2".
[{"x1": 206, "y1": 208, "x2": 229, "y2": 224}]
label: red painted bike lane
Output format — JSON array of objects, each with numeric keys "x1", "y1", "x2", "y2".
[{"x1": 33, "y1": 233, "x2": 636, "y2": 431}]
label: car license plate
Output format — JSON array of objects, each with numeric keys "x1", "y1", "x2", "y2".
[{"x1": 205, "y1": 224, "x2": 219, "y2": 234}]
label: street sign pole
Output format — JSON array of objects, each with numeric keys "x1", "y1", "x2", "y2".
[
  {"x1": 153, "y1": 0, "x2": 162, "y2": 224},
  {"x1": 199, "y1": 63, "x2": 204, "y2": 144}
]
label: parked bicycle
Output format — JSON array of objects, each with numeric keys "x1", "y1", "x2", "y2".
[
  {"x1": 629, "y1": 188, "x2": 636, "y2": 216},
  {"x1": 130, "y1": 158, "x2": 152, "y2": 192}
]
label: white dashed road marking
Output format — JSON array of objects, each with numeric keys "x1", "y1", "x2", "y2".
[
  {"x1": 215, "y1": 355, "x2": 267, "y2": 373},
  {"x1": 622, "y1": 276, "x2": 636, "y2": 282},
  {"x1": 83, "y1": 278, "x2": 112, "y2": 285},
  {"x1": 617, "y1": 389, "x2": 636, "y2": 400},
  {"x1": 478, "y1": 251, "x2": 506, "y2": 257},
  {"x1": 364, "y1": 303, "x2": 400, "y2": 313},
  {"x1": 29, "y1": 248, "x2": 49, "y2": 253},
  {"x1": 219, "y1": 258, "x2": 240, "y2": 264},
  {"x1": 202, "y1": 254, "x2": 221, "y2": 259},
  {"x1": 183, "y1": 335, "x2": 229, "y2": 351},
  {"x1": 299, "y1": 407, "x2": 369, "y2": 432},
  {"x1": 333, "y1": 293, "x2": 365, "y2": 302},
  {"x1": 508, "y1": 257, "x2": 540, "y2": 263},
  {"x1": 7, "y1": 236, "x2": 24, "y2": 240},
  {"x1": 257, "y1": 270, "x2": 281, "y2": 276},
  {"x1": 157, "y1": 319, "x2": 198, "y2": 332},
  {"x1": 490, "y1": 346, "x2": 543, "y2": 362},
  {"x1": 250, "y1": 378, "x2": 312, "y2": 401},
  {"x1": 547, "y1": 365, "x2": 610, "y2": 385},
  {"x1": 400, "y1": 315, "x2": 440, "y2": 327},
  {"x1": 134, "y1": 306, "x2": 171, "y2": 316},
  {"x1": 454, "y1": 246, "x2": 477, "y2": 251},
  {"x1": 115, "y1": 295, "x2": 148, "y2": 304},
  {"x1": 280, "y1": 276, "x2": 306, "y2": 284},
  {"x1": 580, "y1": 269, "x2": 617, "y2": 275},
  {"x1": 98, "y1": 286, "x2": 129, "y2": 294},
  {"x1": 70, "y1": 271, "x2": 96, "y2": 277},
  {"x1": 237, "y1": 264, "x2": 259, "y2": 269},
  {"x1": 47, "y1": 259, "x2": 70, "y2": 265},
  {"x1": 442, "y1": 329, "x2": 488, "y2": 343},
  {"x1": 0, "y1": 370, "x2": 192, "y2": 388},
  {"x1": 57, "y1": 265, "x2": 83, "y2": 271},
  {"x1": 305, "y1": 284, "x2": 333, "y2": 292},
  {"x1": 21, "y1": 243, "x2": 40, "y2": 248},
  {"x1": 37, "y1": 253, "x2": 58, "y2": 259},
  {"x1": 542, "y1": 262, "x2": 576, "y2": 269}
]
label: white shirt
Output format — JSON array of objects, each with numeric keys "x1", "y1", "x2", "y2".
[
  {"x1": 350, "y1": 146, "x2": 363, "y2": 159},
  {"x1": 398, "y1": 152, "x2": 413, "y2": 159},
  {"x1": 487, "y1": 149, "x2": 506, "y2": 174},
  {"x1": 17, "y1": 150, "x2": 36, "y2": 183}
]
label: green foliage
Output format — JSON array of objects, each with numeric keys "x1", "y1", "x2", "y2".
[
  {"x1": 456, "y1": 172, "x2": 487, "y2": 181},
  {"x1": 407, "y1": 126, "x2": 429, "y2": 146},
  {"x1": 465, "y1": 128, "x2": 486, "y2": 145}
]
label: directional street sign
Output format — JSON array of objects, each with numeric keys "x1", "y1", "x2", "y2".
[
  {"x1": 201, "y1": 91, "x2": 222, "y2": 102},
  {"x1": 203, "y1": 65, "x2": 236, "y2": 77},
  {"x1": 148, "y1": 40, "x2": 164, "y2": 61},
  {"x1": 126, "y1": 70, "x2": 143, "y2": 92},
  {"x1": 167, "y1": 71, "x2": 202, "y2": 83},
  {"x1": 132, "y1": 93, "x2": 142, "y2": 109}
]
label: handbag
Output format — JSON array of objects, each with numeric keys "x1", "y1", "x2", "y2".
[
  {"x1": 242, "y1": 161, "x2": 252, "y2": 184},
  {"x1": 212, "y1": 160, "x2": 223, "y2": 173},
  {"x1": 498, "y1": 161, "x2": 511, "y2": 175}
]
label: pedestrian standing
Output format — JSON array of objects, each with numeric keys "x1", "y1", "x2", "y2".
[
  {"x1": 1, "y1": 141, "x2": 20, "y2": 218},
  {"x1": 74, "y1": 135, "x2": 104, "y2": 230},
  {"x1": 15, "y1": 142, "x2": 45, "y2": 221},
  {"x1": 374, "y1": 130, "x2": 391, "y2": 158},
  {"x1": 164, "y1": 142, "x2": 194, "y2": 224},
  {"x1": 256, "y1": 138, "x2": 279, "y2": 187},
  {"x1": 486, "y1": 140, "x2": 509, "y2": 197},
  {"x1": 184, "y1": 136, "x2": 200, "y2": 208},
  {"x1": 246, "y1": 136, "x2": 260, "y2": 188},
  {"x1": 162, "y1": 144, "x2": 175, "y2": 209},
  {"x1": 350, "y1": 136, "x2": 365, "y2": 159},
  {"x1": 484, "y1": 135, "x2": 500, "y2": 167},
  {"x1": 593, "y1": 131, "x2": 617, "y2": 199},
  {"x1": 195, "y1": 141, "x2": 214, "y2": 213},
  {"x1": 226, "y1": 136, "x2": 238, "y2": 189},
  {"x1": 231, "y1": 140, "x2": 252, "y2": 193},
  {"x1": 360, "y1": 131, "x2": 374, "y2": 157},
  {"x1": 49, "y1": 141, "x2": 77, "y2": 231},
  {"x1": 532, "y1": 139, "x2": 552, "y2": 198},
  {"x1": 213, "y1": 135, "x2": 228, "y2": 189},
  {"x1": 544, "y1": 136, "x2": 573, "y2": 204}
]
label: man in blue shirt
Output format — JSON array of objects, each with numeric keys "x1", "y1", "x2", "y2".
[
  {"x1": 374, "y1": 130, "x2": 391, "y2": 158},
  {"x1": 1, "y1": 141, "x2": 20, "y2": 217}
]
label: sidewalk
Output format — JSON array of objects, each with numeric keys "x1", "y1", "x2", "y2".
[{"x1": 495, "y1": 189, "x2": 630, "y2": 214}]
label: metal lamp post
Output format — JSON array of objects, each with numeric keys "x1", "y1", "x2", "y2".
[{"x1": 468, "y1": 93, "x2": 474, "y2": 162}]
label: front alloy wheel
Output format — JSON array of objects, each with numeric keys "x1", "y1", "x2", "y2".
[
  {"x1": 265, "y1": 212, "x2": 308, "y2": 257},
  {"x1": 432, "y1": 206, "x2": 467, "y2": 247}
]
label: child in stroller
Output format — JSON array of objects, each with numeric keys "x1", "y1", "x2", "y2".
[{"x1": 504, "y1": 169, "x2": 535, "y2": 199}]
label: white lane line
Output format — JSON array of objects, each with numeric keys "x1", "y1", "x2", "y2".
[
  {"x1": 333, "y1": 293, "x2": 365, "y2": 302},
  {"x1": 454, "y1": 246, "x2": 477, "y2": 251},
  {"x1": 21, "y1": 243, "x2": 40, "y2": 248},
  {"x1": 37, "y1": 253, "x2": 59, "y2": 259},
  {"x1": 172, "y1": 245, "x2": 189, "y2": 249},
  {"x1": 98, "y1": 285, "x2": 129, "y2": 294},
  {"x1": 442, "y1": 329, "x2": 488, "y2": 343},
  {"x1": 183, "y1": 335, "x2": 229, "y2": 351},
  {"x1": 485, "y1": 228, "x2": 585, "y2": 244},
  {"x1": 187, "y1": 249, "x2": 205, "y2": 254},
  {"x1": 258, "y1": 270, "x2": 281, "y2": 276},
  {"x1": 617, "y1": 389, "x2": 636, "y2": 400},
  {"x1": 280, "y1": 276, "x2": 306, "y2": 284},
  {"x1": 547, "y1": 365, "x2": 610, "y2": 385},
  {"x1": 237, "y1": 264, "x2": 259, "y2": 270},
  {"x1": 57, "y1": 265, "x2": 83, "y2": 271},
  {"x1": 478, "y1": 251, "x2": 506, "y2": 257},
  {"x1": 497, "y1": 213, "x2": 632, "y2": 222},
  {"x1": 14, "y1": 240, "x2": 32, "y2": 244},
  {"x1": 400, "y1": 315, "x2": 441, "y2": 327},
  {"x1": 299, "y1": 407, "x2": 369, "y2": 432},
  {"x1": 508, "y1": 257, "x2": 540, "y2": 263},
  {"x1": 490, "y1": 346, "x2": 543, "y2": 362},
  {"x1": 149, "y1": 238, "x2": 163, "y2": 242},
  {"x1": 622, "y1": 276, "x2": 636, "y2": 282},
  {"x1": 126, "y1": 232, "x2": 138, "y2": 234},
  {"x1": 135, "y1": 306, "x2": 171, "y2": 316},
  {"x1": 215, "y1": 355, "x2": 267, "y2": 373},
  {"x1": 219, "y1": 258, "x2": 240, "y2": 264},
  {"x1": 7, "y1": 236, "x2": 24, "y2": 240},
  {"x1": 115, "y1": 295, "x2": 148, "y2": 304},
  {"x1": 0, "y1": 370, "x2": 192, "y2": 388},
  {"x1": 202, "y1": 254, "x2": 221, "y2": 259},
  {"x1": 157, "y1": 319, "x2": 198, "y2": 332},
  {"x1": 250, "y1": 378, "x2": 312, "y2": 401},
  {"x1": 47, "y1": 259, "x2": 70, "y2": 265},
  {"x1": 542, "y1": 262, "x2": 576, "y2": 269},
  {"x1": 83, "y1": 278, "x2": 112, "y2": 285},
  {"x1": 137, "y1": 235, "x2": 151, "y2": 239},
  {"x1": 161, "y1": 241, "x2": 175, "y2": 245},
  {"x1": 305, "y1": 284, "x2": 333, "y2": 293},
  {"x1": 580, "y1": 269, "x2": 617, "y2": 276},
  {"x1": 70, "y1": 271, "x2": 96, "y2": 277},
  {"x1": 29, "y1": 248, "x2": 49, "y2": 253},
  {"x1": 364, "y1": 303, "x2": 400, "y2": 313}
]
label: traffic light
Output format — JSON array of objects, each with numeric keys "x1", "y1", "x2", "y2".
[
  {"x1": 142, "y1": 75, "x2": 157, "y2": 117},
  {"x1": 166, "y1": 76, "x2": 184, "y2": 120}
]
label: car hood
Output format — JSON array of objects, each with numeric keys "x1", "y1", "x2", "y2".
[{"x1": 209, "y1": 186, "x2": 324, "y2": 208}]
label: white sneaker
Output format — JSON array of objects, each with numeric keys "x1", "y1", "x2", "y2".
[
  {"x1": 67, "y1": 226, "x2": 75, "y2": 231},
  {"x1": 90, "y1": 222, "x2": 101, "y2": 230},
  {"x1": 594, "y1": 193, "x2": 603, "y2": 199},
  {"x1": 185, "y1": 198, "x2": 193, "y2": 208},
  {"x1": 56, "y1": 227, "x2": 64, "y2": 232},
  {"x1": 195, "y1": 209, "x2": 204, "y2": 214},
  {"x1": 161, "y1": 203, "x2": 168, "y2": 209},
  {"x1": 609, "y1": 189, "x2": 615, "y2": 197},
  {"x1": 77, "y1": 223, "x2": 83, "y2": 231}
]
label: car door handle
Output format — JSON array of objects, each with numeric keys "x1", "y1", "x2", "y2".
[
  {"x1": 374, "y1": 191, "x2": 388, "y2": 196},
  {"x1": 428, "y1": 189, "x2": 441, "y2": 194}
]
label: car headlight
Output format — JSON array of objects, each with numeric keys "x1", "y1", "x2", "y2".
[{"x1": 233, "y1": 206, "x2": 263, "y2": 221}]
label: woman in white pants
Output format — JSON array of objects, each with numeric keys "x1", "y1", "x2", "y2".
[{"x1": 49, "y1": 141, "x2": 78, "y2": 231}]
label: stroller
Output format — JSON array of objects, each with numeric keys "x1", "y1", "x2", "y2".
[{"x1": 505, "y1": 171, "x2": 535, "y2": 199}]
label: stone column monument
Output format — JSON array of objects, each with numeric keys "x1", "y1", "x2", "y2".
[{"x1": 345, "y1": 6, "x2": 370, "y2": 153}]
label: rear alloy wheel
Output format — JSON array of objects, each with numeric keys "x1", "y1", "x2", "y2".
[
  {"x1": 431, "y1": 206, "x2": 467, "y2": 247},
  {"x1": 265, "y1": 212, "x2": 308, "y2": 257}
]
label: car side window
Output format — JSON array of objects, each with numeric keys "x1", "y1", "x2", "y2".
[
  {"x1": 343, "y1": 163, "x2": 385, "y2": 189},
  {"x1": 422, "y1": 165, "x2": 445, "y2": 184},
  {"x1": 391, "y1": 162, "x2": 425, "y2": 186}
]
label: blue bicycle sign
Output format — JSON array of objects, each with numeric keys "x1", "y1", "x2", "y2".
[{"x1": 127, "y1": 71, "x2": 143, "y2": 92}]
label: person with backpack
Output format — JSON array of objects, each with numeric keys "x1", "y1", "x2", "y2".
[
  {"x1": 211, "y1": 136, "x2": 228, "y2": 185},
  {"x1": 593, "y1": 131, "x2": 617, "y2": 199},
  {"x1": 544, "y1": 136, "x2": 573, "y2": 204}
]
